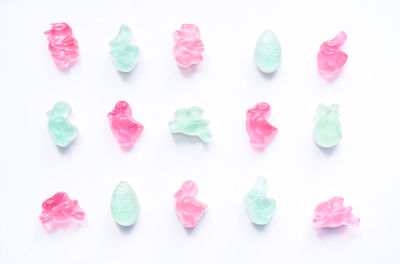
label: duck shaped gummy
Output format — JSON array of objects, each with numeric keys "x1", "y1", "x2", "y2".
[
  {"x1": 110, "y1": 24, "x2": 140, "y2": 72},
  {"x1": 317, "y1": 31, "x2": 348, "y2": 81},
  {"x1": 313, "y1": 196, "x2": 359, "y2": 228},
  {"x1": 168, "y1": 106, "x2": 212, "y2": 142},
  {"x1": 245, "y1": 176, "x2": 276, "y2": 225},
  {"x1": 246, "y1": 102, "x2": 278, "y2": 151},
  {"x1": 47, "y1": 102, "x2": 78, "y2": 147},
  {"x1": 174, "y1": 180, "x2": 207, "y2": 228},
  {"x1": 314, "y1": 104, "x2": 342, "y2": 148},
  {"x1": 44, "y1": 23, "x2": 79, "y2": 70},
  {"x1": 173, "y1": 24, "x2": 204, "y2": 68},
  {"x1": 108, "y1": 101, "x2": 144, "y2": 150},
  {"x1": 39, "y1": 192, "x2": 85, "y2": 231}
]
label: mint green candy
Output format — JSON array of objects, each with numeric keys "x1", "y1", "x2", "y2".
[
  {"x1": 47, "y1": 102, "x2": 78, "y2": 147},
  {"x1": 314, "y1": 104, "x2": 342, "y2": 148},
  {"x1": 111, "y1": 181, "x2": 140, "y2": 226},
  {"x1": 110, "y1": 24, "x2": 140, "y2": 72},
  {"x1": 254, "y1": 30, "x2": 281, "y2": 73},
  {"x1": 245, "y1": 176, "x2": 276, "y2": 225},
  {"x1": 168, "y1": 106, "x2": 212, "y2": 142}
]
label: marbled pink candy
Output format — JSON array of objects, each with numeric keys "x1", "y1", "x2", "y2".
[
  {"x1": 317, "y1": 31, "x2": 348, "y2": 81},
  {"x1": 313, "y1": 196, "x2": 360, "y2": 228},
  {"x1": 108, "y1": 100, "x2": 144, "y2": 151},
  {"x1": 39, "y1": 192, "x2": 85, "y2": 231},
  {"x1": 246, "y1": 102, "x2": 278, "y2": 152},
  {"x1": 173, "y1": 24, "x2": 204, "y2": 68},
  {"x1": 174, "y1": 180, "x2": 207, "y2": 228},
  {"x1": 44, "y1": 23, "x2": 79, "y2": 70}
]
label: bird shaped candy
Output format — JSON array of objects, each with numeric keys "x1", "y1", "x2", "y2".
[
  {"x1": 246, "y1": 102, "x2": 278, "y2": 152},
  {"x1": 245, "y1": 176, "x2": 276, "y2": 225},
  {"x1": 168, "y1": 106, "x2": 212, "y2": 142},
  {"x1": 173, "y1": 24, "x2": 204, "y2": 68},
  {"x1": 47, "y1": 102, "x2": 78, "y2": 147},
  {"x1": 317, "y1": 31, "x2": 348, "y2": 81},
  {"x1": 39, "y1": 192, "x2": 85, "y2": 231},
  {"x1": 44, "y1": 22, "x2": 79, "y2": 70},
  {"x1": 174, "y1": 180, "x2": 207, "y2": 228},
  {"x1": 313, "y1": 196, "x2": 359, "y2": 228},
  {"x1": 107, "y1": 101, "x2": 144, "y2": 150}
]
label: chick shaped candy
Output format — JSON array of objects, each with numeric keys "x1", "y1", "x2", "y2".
[
  {"x1": 168, "y1": 106, "x2": 212, "y2": 142},
  {"x1": 47, "y1": 102, "x2": 78, "y2": 147}
]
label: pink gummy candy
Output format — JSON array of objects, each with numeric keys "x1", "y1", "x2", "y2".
[
  {"x1": 174, "y1": 180, "x2": 207, "y2": 228},
  {"x1": 44, "y1": 23, "x2": 79, "y2": 70},
  {"x1": 246, "y1": 102, "x2": 278, "y2": 152},
  {"x1": 317, "y1": 31, "x2": 348, "y2": 81},
  {"x1": 39, "y1": 192, "x2": 85, "y2": 231},
  {"x1": 313, "y1": 196, "x2": 360, "y2": 229},
  {"x1": 108, "y1": 100, "x2": 144, "y2": 151},
  {"x1": 173, "y1": 24, "x2": 204, "y2": 68}
]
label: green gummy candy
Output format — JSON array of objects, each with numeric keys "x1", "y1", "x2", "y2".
[
  {"x1": 110, "y1": 24, "x2": 140, "y2": 72},
  {"x1": 245, "y1": 176, "x2": 276, "y2": 225},
  {"x1": 47, "y1": 102, "x2": 78, "y2": 147},
  {"x1": 254, "y1": 30, "x2": 281, "y2": 73},
  {"x1": 111, "y1": 181, "x2": 140, "y2": 227},
  {"x1": 314, "y1": 104, "x2": 342, "y2": 148}
]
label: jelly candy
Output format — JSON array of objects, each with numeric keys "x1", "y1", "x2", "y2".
[
  {"x1": 111, "y1": 181, "x2": 140, "y2": 227},
  {"x1": 47, "y1": 102, "x2": 78, "y2": 147},
  {"x1": 314, "y1": 104, "x2": 342, "y2": 148},
  {"x1": 254, "y1": 30, "x2": 281, "y2": 73},
  {"x1": 173, "y1": 24, "x2": 204, "y2": 68},
  {"x1": 313, "y1": 196, "x2": 359, "y2": 228}
]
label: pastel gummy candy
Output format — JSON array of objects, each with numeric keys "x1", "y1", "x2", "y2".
[
  {"x1": 254, "y1": 30, "x2": 281, "y2": 73},
  {"x1": 314, "y1": 104, "x2": 342, "y2": 148},
  {"x1": 39, "y1": 192, "x2": 85, "y2": 231},
  {"x1": 245, "y1": 176, "x2": 276, "y2": 225},
  {"x1": 173, "y1": 24, "x2": 204, "y2": 68},
  {"x1": 110, "y1": 24, "x2": 140, "y2": 72},
  {"x1": 47, "y1": 102, "x2": 78, "y2": 147},
  {"x1": 168, "y1": 106, "x2": 212, "y2": 142},
  {"x1": 111, "y1": 181, "x2": 140, "y2": 227},
  {"x1": 108, "y1": 101, "x2": 144, "y2": 150},
  {"x1": 174, "y1": 180, "x2": 207, "y2": 228},
  {"x1": 44, "y1": 23, "x2": 79, "y2": 70},
  {"x1": 317, "y1": 31, "x2": 348, "y2": 81},
  {"x1": 246, "y1": 102, "x2": 278, "y2": 151},
  {"x1": 313, "y1": 196, "x2": 359, "y2": 228}
]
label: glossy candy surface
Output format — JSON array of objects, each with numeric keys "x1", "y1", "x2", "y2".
[
  {"x1": 110, "y1": 24, "x2": 140, "y2": 72},
  {"x1": 168, "y1": 106, "x2": 212, "y2": 142},
  {"x1": 246, "y1": 102, "x2": 277, "y2": 151},
  {"x1": 173, "y1": 24, "x2": 204, "y2": 68},
  {"x1": 245, "y1": 176, "x2": 276, "y2": 225},
  {"x1": 174, "y1": 180, "x2": 207, "y2": 228},
  {"x1": 108, "y1": 101, "x2": 144, "y2": 150},
  {"x1": 47, "y1": 102, "x2": 78, "y2": 147},
  {"x1": 313, "y1": 196, "x2": 359, "y2": 228},
  {"x1": 314, "y1": 104, "x2": 342, "y2": 148},
  {"x1": 254, "y1": 30, "x2": 281, "y2": 73},
  {"x1": 44, "y1": 23, "x2": 79, "y2": 70},
  {"x1": 317, "y1": 31, "x2": 348, "y2": 81},
  {"x1": 111, "y1": 181, "x2": 140, "y2": 226},
  {"x1": 39, "y1": 192, "x2": 85, "y2": 231}
]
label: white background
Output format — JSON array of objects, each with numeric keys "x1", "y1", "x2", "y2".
[{"x1": 0, "y1": 0, "x2": 399, "y2": 263}]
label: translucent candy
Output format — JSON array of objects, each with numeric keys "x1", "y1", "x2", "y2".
[
  {"x1": 47, "y1": 102, "x2": 78, "y2": 147},
  {"x1": 173, "y1": 24, "x2": 204, "y2": 68},
  {"x1": 245, "y1": 176, "x2": 276, "y2": 225},
  {"x1": 254, "y1": 30, "x2": 281, "y2": 73},
  {"x1": 108, "y1": 101, "x2": 144, "y2": 150},
  {"x1": 39, "y1": 192, "x2": 85, "y2": 231},
  {"x1": 313, "y1": 196, "x2": 359, "y2": 228},
  {"x1": 44, "y1": 23, "x2": 79, "y2": 70},
  {"x1": 246, "y1": 102, "x2": 277, "y2": 151},
  {"x1": 168, "y1": 106, "x2": 212, "y2": 142},
  {"x1": 109, "y1": 25, "x2": 140, "y2": 72},
  {"x1": 174, "y1": 180, "x2": 207, "y2": 228},
  {"x1": 317, "y1": 31, "x2": 348, "y2": 81},
  {"x1": 314, "y1": 104, "x2": 342, "y2": 148},
  {"x1": 111, "y1": 181, "x2": 140, "y2": 227}
]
